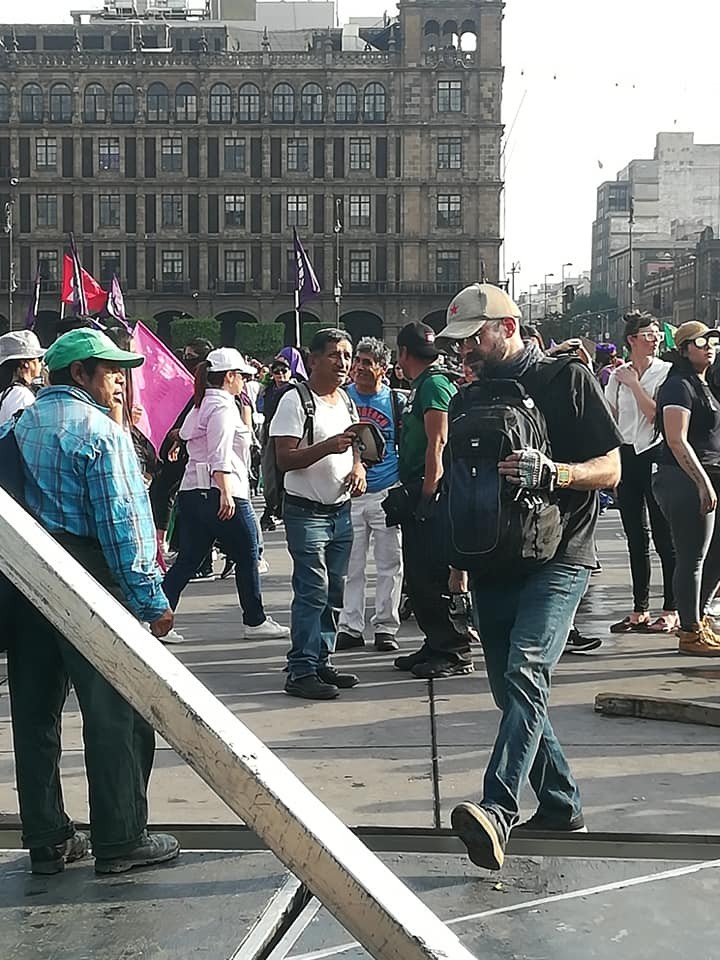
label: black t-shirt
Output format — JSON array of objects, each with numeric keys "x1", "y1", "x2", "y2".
[
  {"x1": 526, "y1": 360, "x2": 623, "y2": 568},
  {"x1": 657, "y1": 374, "x2": 720, "y2": 467}
]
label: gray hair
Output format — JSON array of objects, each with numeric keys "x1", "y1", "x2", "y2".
[{"x1": 356, "y1": 337, "x2": 391, "y2": 368}]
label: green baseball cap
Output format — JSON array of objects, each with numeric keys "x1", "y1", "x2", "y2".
[{"x1": 44, "y1": 329, "x2": 144, "y2": 372}]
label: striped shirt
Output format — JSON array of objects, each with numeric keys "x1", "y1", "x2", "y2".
[{"x1": 9, "y1": 385, "x2": 168, "y2": 622}]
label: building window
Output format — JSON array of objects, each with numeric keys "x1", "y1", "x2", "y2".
[
  {"x1": 349, "y1": 194, "x2": 371, "y2": 227},
  {"x1": 146, "y1": 82, "x2": 169, "y2": 122},
  {"x1": 224, "y1": 249, "x2": 246, "y2": 284},
  {"x1": 37, "y1": 250, "x2": 59, "y2": 283},
  {"x1": 83, "y1": 83, "x2": 106, "y2": 122},
  {"x1": 36, "y1": 194, "x2": 58, "y2": 228},
  {"x1": 21, "y1": 83, "x2": 43, "y2": 123},
  {"x1": 437, "y1": 250, "x2": 461, "y2": 285},
  {"x1": 36, "y1": 138, "x2": 57, "y2": 170},
  {"x1": 437, "y1": 194, "x2": 462, "y2": 228},
  {"x1": 49, "y1": 83, "x2": 73, "y2": 122},
  {"x1": 438, "y1": 80, "x2": 463, "y2": 113},
  {"x1": 287, "y1": 138, "x2": 309, "y2": 173},
  {"x1": 272, "y1": 83, "x2": 295, "y2": 123},
  {"x1": 350, "y1": 250, "x2": 371, "y2": 285},
  {"x1": 98, "y1": 137, "x2": 121, "y2": 171},
  {"x1": 162, "y1": 194, "x2": 183, "y2": 227},
  {"x1": 224, "y1": 137, "x2": 245, "y2": 172},
  {"x1": 300, "y1": 83, "x2": 323, "y2": 122},
  {"x1": 160, "y1": 137, "x2": 183, "y2": 173},
  {"x1": 175, "y1": 82, "x2": 198, "y2": 122},
  {"x1": 161, "y1": 250, "x2": 184, "y2": 284},
  {"x1": 238, "y1": 83, "x2": 260, "y2": 122},
  {"x1": 209, "y1": 83, "x2": 232, "y2": 123},
  {"x1": 437, "y1": 137, "x2": 462, "y2": 170},
  {"x1": 112, "y1": 83, "x2": 135, "y2": 123},
  {"x1": 99, "y1": 249, "x2": 121, "y2": 283},
  {"x1": 349, "y1": 138, "x2": 371, "y2": 171},
  {"x1": 0, "y1": 84, "x2": 9, "y2": 123},
  {"x1": 363, "y1": 83, "x2": 386, "y2": 122},
  {"x1": 335, "y1": 83, "x2": 357, "y2": 123},
  {"x1": 224, "y1": 194, "x2": 246, "y2": 227},
  {"x1": 99, "y1": 194, "x2": 121, "y2": 227},
  {"x1": 287, "y1": 195, "x2": 308, "y2": 228}
]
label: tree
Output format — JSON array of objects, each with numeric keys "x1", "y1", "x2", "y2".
[{"x1": 567, "y1": 292, "x2": 617, "y2": 319}]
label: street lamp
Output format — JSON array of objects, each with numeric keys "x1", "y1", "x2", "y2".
[
  {"x1": 543, "y1": 273, "x2": 555, "y2": 318},
  {"x1": 528, "y1": 283, "x2": 539, "y2": 322},
  {"x1": 561, "y1": 262, "x2": 573, "y2": 309}
]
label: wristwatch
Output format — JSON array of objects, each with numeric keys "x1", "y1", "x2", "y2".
[{"x1": 555, "y1": 463, "x2": 573, "y2": 488}]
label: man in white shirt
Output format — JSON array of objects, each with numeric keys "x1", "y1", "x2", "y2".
[{"x1": 270, "y1": 329, "x2": 367, "y2": 700}]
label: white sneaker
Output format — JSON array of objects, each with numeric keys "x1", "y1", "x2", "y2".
[
  {"x1": 244, "y1": 617, "x2": 290, "y2": 639},
  {"x1": 161, "y1": 628, "x2": 187, "y2": 644},
  {"x1": 258, "y1": 558, "x2": 270, "y2": 574}
]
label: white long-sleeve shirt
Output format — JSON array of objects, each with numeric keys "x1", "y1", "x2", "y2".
[{"x1": 179, "y1": 389, "x2": 251, "y2": 499}]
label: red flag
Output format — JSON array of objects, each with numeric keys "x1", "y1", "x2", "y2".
[{"x1": 61, "y1": 254, "x2": 107, "y2": 313}]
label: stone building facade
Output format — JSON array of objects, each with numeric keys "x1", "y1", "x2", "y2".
[{"x1": 0, "y1": 0, "x2": 504, "y2": 346}]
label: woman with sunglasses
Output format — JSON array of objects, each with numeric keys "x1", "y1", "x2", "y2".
[
  {"x1": 653, "y1": 322, "x2": 720, "y2": 656},
  {"x1": 163, "y1": 348, "x2": 289, "y2": 641},
  {"x1": 606, "y1": 312, "x2": 677, "y2": 634}
]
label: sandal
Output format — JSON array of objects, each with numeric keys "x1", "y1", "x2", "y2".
[
  {"x1": 609, "y1": 616, "x2": 650, "y2": 634},
  {"x1": 646, "y1": 615, "x2": 679, "y2": 634}
]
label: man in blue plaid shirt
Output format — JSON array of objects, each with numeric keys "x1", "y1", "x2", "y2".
[{"x1": 5, "y1": 329, "x2": 180, "y2": 877}]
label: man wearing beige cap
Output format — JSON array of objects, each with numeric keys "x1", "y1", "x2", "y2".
[{"x1": 439, "y1": 283, "x2": 622, "y2": 872}]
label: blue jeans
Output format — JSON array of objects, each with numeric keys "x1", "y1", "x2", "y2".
[
  {"x1": 164, "y1": 489, "x2": 265, "y2": 626},
  {"x1": 470, "y1": 561, "x2": 590, "y2": 836},
  {"x1": 283, "y1": 499, "x2": 353, "y2": 679}
]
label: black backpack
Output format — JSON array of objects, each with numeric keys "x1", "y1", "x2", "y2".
[
  {"x1": 261, "y1": 382, "x2": 358, "y2": 512},
  {"x1": 440, "y1": 357, "x2": 576, "y2": 575}
]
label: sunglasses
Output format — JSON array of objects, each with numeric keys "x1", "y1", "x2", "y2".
[
  {"x1": 687, "y1": 334, "x2": 720, "y2": 348},
  {"x1": 271, "y1": 365, "x2": 290, "y2": 374}
]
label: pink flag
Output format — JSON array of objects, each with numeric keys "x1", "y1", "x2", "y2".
[{"x1": 131, "y1": 322, "x2": 194, "y2": 453}]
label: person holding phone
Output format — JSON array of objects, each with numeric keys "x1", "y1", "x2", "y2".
[{"x1": 654, "y1": 322, "x2": 720, "y2": 656}]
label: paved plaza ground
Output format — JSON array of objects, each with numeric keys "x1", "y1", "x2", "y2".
[{"x1": 1, "y1": 509, "x2": 719, "y2": 836}]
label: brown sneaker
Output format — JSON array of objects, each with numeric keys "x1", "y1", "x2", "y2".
[
  {"x1": 701, "y1": 618, "x2": 720, "y2": 645},
  {"x1": 678, "y1": 623, "x2": 720, "y2": 657}
]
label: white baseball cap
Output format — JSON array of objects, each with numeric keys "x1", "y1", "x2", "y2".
[
  {"x1": 0, "y1": 330, "x2": 46, "y2": 365},
  {"x1": 206, "y1": 347, "x2": 255, "y2": 375},
  {"x1": 439, "y1": 283, "x2": 522, "y2": 340}
]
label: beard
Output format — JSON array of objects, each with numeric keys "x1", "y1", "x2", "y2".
[{"x1": 464, "y1": 331, "x2": 508, "y2": 376}]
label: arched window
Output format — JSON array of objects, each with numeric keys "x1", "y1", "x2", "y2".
[
  {"x1": 335, "y1": 83, "x2": 357, "y2": 123},
  {"x1": 300, "y1": 83, "x2": 323, "y2": 123},
  {"x1": 112, "y1": 83, "x2": 135, "y2": 123},
  {"x1": 175, "y1": 82, "x2": 198, "y2": 122},
  {"x1": 49, "y1": 83, "x2": 73, "y2": 123},
  {"x1": 238, "y1": 83, "x2": 260, "y2": 122},
  {"x1": 209, "y1": 82, "x2": 232, "y2": 123},
  {"x1": 363, "y1": 82, "x2": 386, "y2": 122},
  {"x1": 442, "y1": 19, "x2": 459, "y2": 47},
  {"x1": 272, "y1": 83, "x2": 294, "y2": 123},
  {"x1": 83, "y1": 83, "x2": 106, "y2": 123},
  {"x1": 0, "y1": 84, "x2": 9, "y2": 123},
  {"x1": 146, "y1": 82, "x2": 169, "y2": 122},
  {"x1": 21, "y1": 83, "x2": 44, "y2": 123},
  {"x1": 459, "y1": 19, "x2": 477, "y2": 51},
  {"x1": 424, "y1": 20, "x2": 440, "y2": 50}
]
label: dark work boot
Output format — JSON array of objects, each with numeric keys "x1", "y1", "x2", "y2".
[{"x1": 30, "y1": 831, "x2": 91, "y2": 876}]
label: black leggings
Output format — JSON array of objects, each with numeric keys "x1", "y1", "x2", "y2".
[
  {"x1": 653, "y1": 465, "x2": 720, "y2": 630},
  {"x1": 617, "y1": 445, "x2": 676, "y2": 612}
]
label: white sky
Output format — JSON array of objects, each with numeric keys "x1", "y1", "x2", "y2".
[{"x1": 7, "y1": 0, "x2": 720, "y2": 296}]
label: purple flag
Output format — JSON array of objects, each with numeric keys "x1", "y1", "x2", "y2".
[
  {"x1": 24, "y1": 271, "x2": 41, "y2": 330},
  {"x1": 293, "y1": 227, "x2": 320, "y2": 307},
  {"x1": 107, "y1": 273, "x2": 132, "y2": 334}
]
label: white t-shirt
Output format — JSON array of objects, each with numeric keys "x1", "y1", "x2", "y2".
[
  {"x1": 270, "y1": 387, "x2": 355, "y2": 505},
  {"x1": 0, "y1": 383, "x2": 35, "y2": 424},
  {"x1": 606, "y1": 357, "x2": 671, "y2": 454}
]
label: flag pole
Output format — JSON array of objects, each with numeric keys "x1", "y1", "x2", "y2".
[{"x1": 294, "y1": 288, "x2": 301, "y2": 349}]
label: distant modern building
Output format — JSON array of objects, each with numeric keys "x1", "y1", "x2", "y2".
[
  {"x1": 0, "y1": 0, "x2": 505, "y2": 345},
  {"x1": 591, "y1": 132, "x2": 720, "y2": 305}
]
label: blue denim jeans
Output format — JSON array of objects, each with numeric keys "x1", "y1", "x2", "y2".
[
  {"x1": 470, "y1": 561, "x2": 590, "y2": 836},
  {"x1": 283, "y1": 499, "x2": 353, "y2": 679},
  {"x1": 164, "y1": 489, "x2": 264, "y2": 626}
]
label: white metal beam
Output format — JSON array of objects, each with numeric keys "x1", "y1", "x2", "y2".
[{"x1": 0, "y1": 489, "x2": 476, "y2": 960}]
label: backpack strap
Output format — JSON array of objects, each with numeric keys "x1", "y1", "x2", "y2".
[
  {"x1": 390, "y1": 388, "x2": 404, "y2": 451},
  {"x1": 293, "y1": 381, "x2": 317, "y2": 446}
]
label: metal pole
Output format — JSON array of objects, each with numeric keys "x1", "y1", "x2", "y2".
[
  {"x1": 3, "y1": 200, "x2": 14, "y2": 331},
  {"x1": 334, "y1": 199, "x2": 342, "y2": 327},
  {"x1": 628, "y1": 197, "x2": 635, "y2": 310},
  {"x1": 543, "y1": 272, "x2": 554, "y2": 318},
  {"x1": 294, "y1": 288, "x2": 301, "y2": 348}
]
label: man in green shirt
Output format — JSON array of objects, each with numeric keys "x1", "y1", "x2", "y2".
[{"x1": 394, "y1": 321, "x2": 474, "y2": 678}]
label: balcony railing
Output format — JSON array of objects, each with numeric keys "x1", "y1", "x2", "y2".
[{"x1": 277, "y1": 280, "x2": 466, "y2": 296}]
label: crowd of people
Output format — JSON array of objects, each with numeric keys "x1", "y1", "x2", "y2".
[{"x1": 2, "y1": 283, "x2": 720, "y2": 878}]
